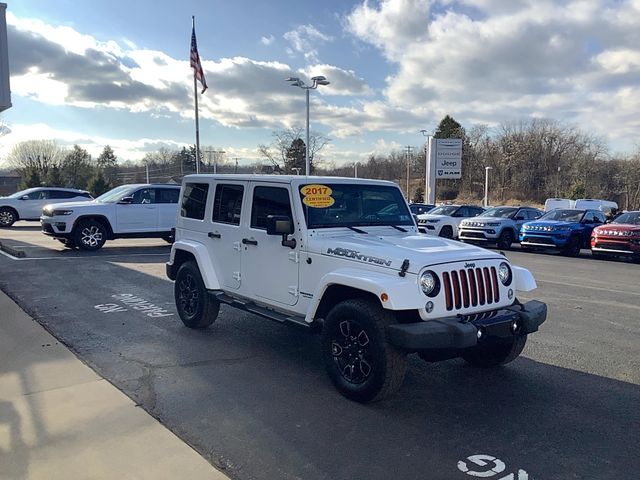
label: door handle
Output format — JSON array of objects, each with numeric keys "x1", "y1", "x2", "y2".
[
  {"x1": 208, "y1": 232, "x2": 221, "y2": 239},
  {"x1": 242, "y1": 238, "x2": 258, "y2": 246}
]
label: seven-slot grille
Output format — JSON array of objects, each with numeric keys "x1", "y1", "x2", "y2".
[{"x1": 442, "y1": 266, "x2": 500, "y2": 311}]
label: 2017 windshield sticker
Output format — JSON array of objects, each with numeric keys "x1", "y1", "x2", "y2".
[
  {"x1": 301, "y1": 184, "x2": 335, "y2": 208},
  {"x1": 326, "y1": 247, "x2": 392, "y2": 266}
]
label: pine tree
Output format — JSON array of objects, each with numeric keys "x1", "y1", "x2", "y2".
[
  {"x1": 87, "y1": 172, "x2": 111, "y2": 197},
  {"x1": 434, "y1": 115, "x2": 464, "y2": 139},
  {"x1": 97, "y1": 145, "x2": 118, "y2": 185}
]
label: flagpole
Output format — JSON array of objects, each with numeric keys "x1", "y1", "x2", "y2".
[{"x1": 192, "y1": 15, "x2": 200, "y2": 174}]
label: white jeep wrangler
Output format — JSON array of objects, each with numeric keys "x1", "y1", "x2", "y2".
[{"x1": 167, "y1": 175, "x2": 547, "y2": 402}]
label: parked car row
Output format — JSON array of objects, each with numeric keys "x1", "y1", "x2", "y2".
[
  {"x1": 1, "y1": 184, "x2": 181, "y2": 250},
  {"x1": 410, "y1": 201, "x2": 639, "y2": 263}
]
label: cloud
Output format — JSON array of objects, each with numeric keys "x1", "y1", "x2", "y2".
[
  {"x1": 260, "y1": 35, "x2": 275, "y2": 46},
  {"x1": 345, "y1": 0, "x2": 640, "y2": 146},
  {"x1": 283, "y1": 24, "x2": 333, "y2": 63}
]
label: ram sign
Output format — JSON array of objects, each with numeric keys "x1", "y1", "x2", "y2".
[{"x1": 0, "y1": 3, "x2": 10, "y2": 112}]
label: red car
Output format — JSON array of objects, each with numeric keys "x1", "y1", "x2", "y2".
[{"x1": 591, "y1": 211, "x2": 640, "y2": 261}]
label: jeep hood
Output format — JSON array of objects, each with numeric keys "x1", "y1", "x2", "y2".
[
  {"x1": 308, "y1": 230, "x2": 504, "y2": 274},
  {"x1": 43, "y1": 200, "x2": 98, "y2": 209},
  {"x1": 526, "y1": 220, "x2": 578, "y2": 229}
]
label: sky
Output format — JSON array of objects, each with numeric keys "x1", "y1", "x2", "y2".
[{"x1": 1, "y1": 0, "x2": 639, "y2": 169}]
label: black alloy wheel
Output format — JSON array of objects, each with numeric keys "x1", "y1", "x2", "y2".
[
  {"x1": 439, "y1": 226, "x2": 454, "y2": 239},
  {"x1": 321, "y1": 299, "x2": 407, "y2": 403},
  {"x1": 497, "y1": 230, "x2": 514, "y2": 250},
  {"x1": 174, "y1": 260, "x2": 219, "y2": 328}
]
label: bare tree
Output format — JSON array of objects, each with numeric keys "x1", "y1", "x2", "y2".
[
  {"x1": 8, "y1": 140, "x2": 65, "y2": 184},
  {"x1": 258, "y1": 127, "x2": 330, "y2": 173}
]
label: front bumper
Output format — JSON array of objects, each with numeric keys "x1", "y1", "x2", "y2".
[
  {"x1": 387, "y1": 300, "x2": 547, "y2": 352},
  {"x1": 519, "y1": 233, "x2": 568, "y2": 248},
  {"x1": 591, "y1": 237, "x2": 640, "y2": 255},
  {"x1": 41, "y1": 217, "x2": 72, "y2": 238},
  {"x1": 459, "y1": 227, "x2": 500, "y2": 242}
]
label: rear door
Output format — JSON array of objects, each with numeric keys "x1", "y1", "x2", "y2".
[
  {"x1": 241, "y1": 183, "x2": 299, "y2": 306},
  {"x1": 155, "y1": 187, "x2": 181, "y2": 232},
  {"x1": 208, "y1": 182, "x2": 245, "y2": 290}
]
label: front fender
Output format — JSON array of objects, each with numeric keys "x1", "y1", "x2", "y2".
[
  {"x1": 305, "y1": 267, "x2": 418, "y2": 323},
  {"x1": 512, "y1": 265, "x2": 537, "y2": 292},
  {"x1": 169, "y1": 239, "x2": 221, "y2": 290}
]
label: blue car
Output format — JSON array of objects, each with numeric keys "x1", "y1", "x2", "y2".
[{"x1": 519, "y1": 209, "x2": 607, "y2": 256}]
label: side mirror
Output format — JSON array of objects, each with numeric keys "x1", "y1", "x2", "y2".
[
  {"x1": 20, "y1": 195, "x2": 29, "y2": 200},
  {"x1": 118, "y1": 196, "x2": 134, "y2": 204},
  {"x1": 267, "y1": 215, "x2": 296, "y2": 249},
  {"x1": 266, "y1": 215, "x2": 294, "y2": 235}
]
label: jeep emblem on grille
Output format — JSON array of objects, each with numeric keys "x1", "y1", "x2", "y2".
[{"x1": 464, "y1": 262, "x2": 476, "y2": 268}]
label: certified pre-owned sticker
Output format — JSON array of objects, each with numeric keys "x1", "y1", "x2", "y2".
[{"x1": 301, "y1": 184, "x2": 335, "y2": 208}]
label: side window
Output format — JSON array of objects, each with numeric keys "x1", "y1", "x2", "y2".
[
  {"x1": 27, "y1": 190, "x2": 48, "y2": 200},
  {"x1": 181, "y1": 183, "x2": 209, "y2": 220},
  {"x1": 583, "y1": 212, "x2": 595, "y2": 222},
  {"x1": 456, "y1": 207, "x2": 469, "y2": 217},
  {"x1": 472, "y1": 207, "x2": 484, "y2": 217},
  {"x1": 595, "y1": 212, "x2": 606, "y2": 223},
  {"x1": 212, "y1": 184, "x2": 244, "y2": 226},
  {"x1": 50, "y1": 190, "x2": 82, "y2": 199},
  {"x1": 251, "y1": 186, "x2": 292, "y2": 230},
  {"x1": 156, "y1": 188, "x2": 180, "y2": 204},
  {"x1": 131, "y1": 188, "x2": 156, "y2": 204}
]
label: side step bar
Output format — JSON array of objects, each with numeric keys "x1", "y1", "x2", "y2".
[{"x1": 210, "y1": 291, "x2": 310, "y2": 328}]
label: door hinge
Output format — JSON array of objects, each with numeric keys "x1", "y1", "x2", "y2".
[
  {"x1": 288, "y1": 251, "x2": 299, "y2": 263},
  {"x1": 233, "y1": 241, "x2": 241, "y2": 251},
  {"x1": 288, "y1": 286, "x2": 299, "y2": 297},
  {"x1": 233, "y1": 272, "x2": 241, "y2": 281}
]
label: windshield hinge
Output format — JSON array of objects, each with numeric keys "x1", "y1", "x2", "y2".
[{"x1": 398, "y1": 259, "x2": 410, "y2": 277}]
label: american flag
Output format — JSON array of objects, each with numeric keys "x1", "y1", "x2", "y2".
[{"x1": 190, "y1": 25, "x2": 207, "y2": 94}]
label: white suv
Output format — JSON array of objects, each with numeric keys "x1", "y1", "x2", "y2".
[
  {"x1": 41, "y1": 183, "x2": 181, "y2": 250},
  {"x1": 166, "y1": 175, "x2": 547, "y2": 403},
  {"x1": 0, "y1": 187, "x2": 92, "y2": 227},
  {"x1": 416, "y1": 204, "x2": 485, "y2": 238}
]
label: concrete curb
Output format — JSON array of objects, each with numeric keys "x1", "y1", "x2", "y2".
[{"x1": 0, "y1": 239, "x2": 26, "y2": 258}]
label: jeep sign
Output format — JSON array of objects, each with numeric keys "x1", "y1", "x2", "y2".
[{"x1": 434, "y1": 138, "x2": 462, "y2": 179}]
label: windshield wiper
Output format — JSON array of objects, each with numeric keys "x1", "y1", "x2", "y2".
[
  {"x1": 346, "y1": 226, "x2": 368, "y2": 234},
  {"x1": 389, "y1": 225, "x2": 408, "y2": 232}
]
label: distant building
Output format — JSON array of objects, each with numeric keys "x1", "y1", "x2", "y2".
[{"x1": 0, "y1": 175, "x2": 20, "y2": 196}]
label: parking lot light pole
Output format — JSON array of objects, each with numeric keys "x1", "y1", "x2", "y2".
[
  {"x1": 285, "y1": 76, "x2": 330, "y2": 176},
  {"x1": 484, "y1": 166, "x2": 493, "y2": 208}
]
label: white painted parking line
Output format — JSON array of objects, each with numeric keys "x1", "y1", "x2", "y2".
[{"x1": 0, "y1": 251, "x2": 168, "y2": 261}]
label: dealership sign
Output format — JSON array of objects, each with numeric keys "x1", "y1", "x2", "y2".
[{"x1": 434, "y1": 138, "x2": 462, "y2": 179}]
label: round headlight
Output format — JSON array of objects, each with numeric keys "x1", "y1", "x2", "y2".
[
  {"x1": 498, "y1": 262, "x2": 512, "y2": 286},
  {"x1": 420, "y1": 271, "x2": 439, "y2": 297}
]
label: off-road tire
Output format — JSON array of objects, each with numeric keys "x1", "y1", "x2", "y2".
[
  {"x1": 0, "y1": 207, "x2": 17, "y2": 228},
  {"x1": 496, "y1": 229, "x2": 514, "y2": 250},
  {"x1": 561, "y1": 235, "x2": 581, "y2": 257},
  {"x1": 74, "y1": 219, "x2": 107, "y2": 251},
  {"x1": 462, "y1": 335, "x2": 527, "y2": 368},
  {"x1": 321, "y1": 298, "x2": 407, "y2": 403},
  {"x1": 439, "y1": 226, "x2": 454, "y2": 239},
  {"x1": 175, "y1": 260, "x2": 219, "y2": 329}
]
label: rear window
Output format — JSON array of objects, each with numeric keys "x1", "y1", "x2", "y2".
[
  {"x1": 212, "y1": 184, "x2": 244, "y2": 226},
  {"x1": 157, "y1": 188, "x2": 180, "y2": 204},
  {"x1": 181, "y1": 183, "x2": 209, "y2": 220}
]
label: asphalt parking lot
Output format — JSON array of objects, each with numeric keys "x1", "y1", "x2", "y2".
[{"x1": 1, "y1": 221, "x2": 639, "y2": 480}]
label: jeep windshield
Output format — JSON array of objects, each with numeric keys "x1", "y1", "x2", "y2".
[
  {"x1": 95, "y1": 185, "x2": 135, "y2": 203},
  {"x1": 613, "y1": 212, "x2": 640, "y2": 225},
  {"x1": 427, "y1": 205, "x2": 459, "y2": 216},
  {"x1": 482, "y1": 207, "x2": 518, "y2": 218},
  {"x1": 540, "y1": 209, "x2": 585, "y2": 222},
  {"x1": 301, "y1": 184, "x2": 414, "y2": 229}
]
